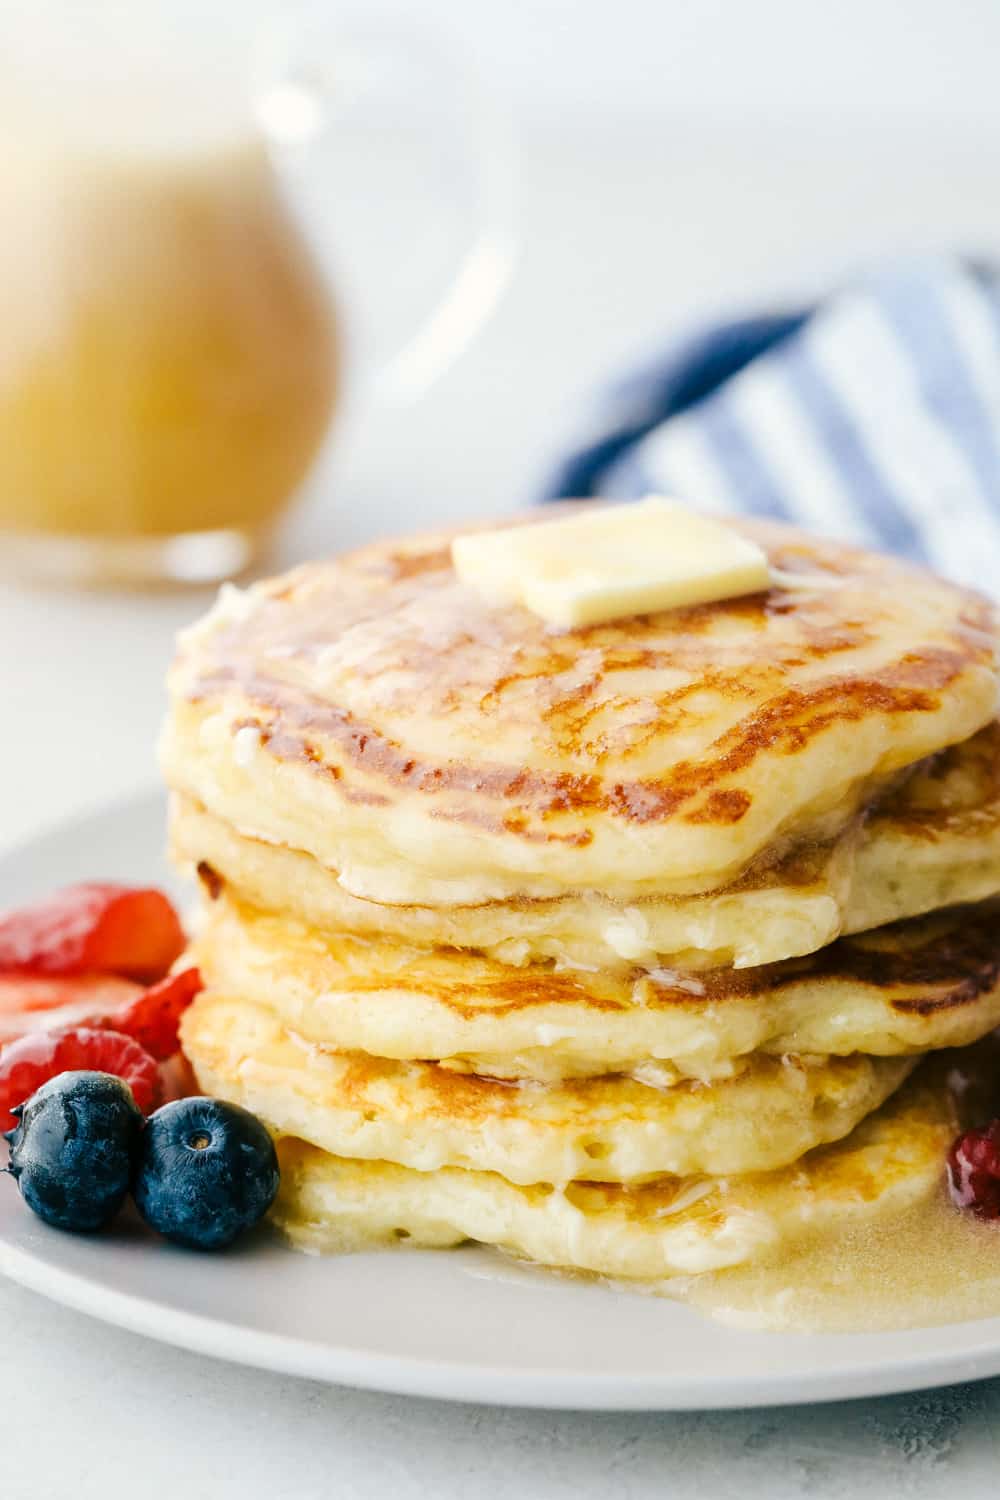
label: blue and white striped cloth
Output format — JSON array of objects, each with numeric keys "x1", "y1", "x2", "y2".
[{"x1": 541, "y1": 256, "x2": 1000, "y2": 594}]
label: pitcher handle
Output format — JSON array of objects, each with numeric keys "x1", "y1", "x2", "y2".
[{"x1": 253, "y1": 15, "x2": 517, "y2": 404}]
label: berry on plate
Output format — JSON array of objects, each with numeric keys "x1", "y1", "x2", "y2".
[
  {"x1": 0, "y1": 1027, "x2": 159, "y2": 1131},
  {"x1": 948, "y1": 1120, "x2": 1000, "y2": 1219},
  {"x1": 97, "y1": 967, "x2": 202, "y2": 1061},
  {"x1": 0, "y1": 883, "x2": 185, "y2": 983},
  {"x1": 133, "y1": 1097, "x2": 280, "y2": 1250},
  {"x1": 0, "y1": 966, "x2": 200, "y2": 1059},
  {"x1": 0, "y1": 974, "x2": 141, "y2": 1044},
  {"x1": 4, "y1": 1071, "x2": 144, "y2": 1233}
]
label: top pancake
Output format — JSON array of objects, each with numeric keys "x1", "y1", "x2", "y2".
[{"x1": 162, "y1": 513, "x2": 998, "y2": 905}]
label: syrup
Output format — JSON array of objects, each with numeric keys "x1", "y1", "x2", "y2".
[
  {"x1": 673, "y1": 1188, "x2": 1000, "y2": 1332},
  {"x1": 673, "y1": 1036, "x2": 1000, "y2": 1332}
]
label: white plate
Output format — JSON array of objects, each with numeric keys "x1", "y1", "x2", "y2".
[{"x1": 3, "y1": 793, "x2": 1000, "y2": 1410}]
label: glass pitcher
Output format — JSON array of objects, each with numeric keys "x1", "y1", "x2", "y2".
[{"x1": 0, "y1": 3, "x2": 514, "y2": 585}]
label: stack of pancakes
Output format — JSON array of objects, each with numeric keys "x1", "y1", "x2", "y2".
[{"x1": 162, "y1": 515, "x2": 1000, "y2": 1283}]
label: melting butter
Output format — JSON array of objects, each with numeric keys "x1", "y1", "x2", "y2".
[{"x1": 451, "y1": 497, "x2": 771, "y2": 628}]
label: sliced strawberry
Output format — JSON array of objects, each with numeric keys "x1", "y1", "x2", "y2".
[
  {"x1": 0, "y1": 883, "x2": 185, "y2": 983},
  {"x1": 98, "y1": 967, "x2": 203, "y2": 1061},
  {"x1": 0, "y1": 1026, "x2": 160, "y2": 1131},
  {"x1": 0, "y1": 974, "x2": 142, "y2": 1044}
]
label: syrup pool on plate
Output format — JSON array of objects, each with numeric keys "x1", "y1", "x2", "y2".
[
  {"x1": 673, "y1": 1189, "x2": 1000, "y2": 1333},
  {"x1": 672, "y1": 1037, "x2": 1000, "y2": 1334}
]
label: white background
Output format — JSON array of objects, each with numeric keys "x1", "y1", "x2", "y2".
[
  {"x1": 405, "y1": 0, "x2": 1000, "y2": 135},
  {"x1": 5, "y1": 2, "x2": 1000, "y2": 1493}
]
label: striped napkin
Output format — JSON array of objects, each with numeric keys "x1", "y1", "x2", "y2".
[{"x1": 541, "y1": 256, "x2": 1000, "y2": 594}]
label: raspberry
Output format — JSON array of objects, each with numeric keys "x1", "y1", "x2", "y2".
[
  {"x1": 947, "y1": 1121, "x2": 1000, "y2": 1219},
  {"x1": 0, "y1": 1027, "x2": 159, "y2": 1131},
  {"x1": 0, "y1": 883, "x2": 185, "y2": 983},
  {"x1": 98, "y1": 968, "x2": 203, "y2": 1061}
]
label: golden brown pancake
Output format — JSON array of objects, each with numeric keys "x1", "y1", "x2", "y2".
[
  {"x1": 189, "y1": 891, "x2": 1000, "y2": 1082},
  {"x1": 844, "y1": 718, "x2": 1000, "y2": 930},
  {"x1": 268, "y1": 1051, "x2": 968, "y2": 1279},
  {"x1": 182, "y1": 990, "x2": 913, "y2": 1183},
  {"x1": 170, "y1": 791, "x2": 862, "y2": 971},
  {"x1": 171, "y1": 706, "x2": 1000, "y2": 970},
  {"x1": 160, "y1": 515, "x2": 998, "y2": 909}
]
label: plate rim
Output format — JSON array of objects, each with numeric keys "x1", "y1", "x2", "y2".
[{"x1": 4, "y1": 1224, "x2": 1000, "y2": 1410}]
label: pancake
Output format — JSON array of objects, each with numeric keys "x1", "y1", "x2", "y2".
[
  {"x1": 160, "y1": 514, "x2": 998, "y2": 910},
  {"x1": 269, "y1": 1054, "x2": 962, "y2": 1279},
  {"x1": 170, "y1": 791, "x2": 860, "y2": 971},
  {"x1": 189, "y1": 892, "x2": 1000, "y2": 1083},
  {"x1": 169, "y1": 717, "x2": 1000, "y2": 972},
  {"x1": 182, "y1": 991, "x2": 914, "y2": 1183},
  {"x1": 845, "y1": 718, "x2": 1000, "y2": 931}
]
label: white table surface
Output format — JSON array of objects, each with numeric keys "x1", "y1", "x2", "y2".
[{"x1": 6, "y1": 125, "x2": 1000, "y2": 1495}]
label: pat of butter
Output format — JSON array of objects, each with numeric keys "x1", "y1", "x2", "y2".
[{"x1": 451, "y1": 497, "x2": 771, "y2": 627}]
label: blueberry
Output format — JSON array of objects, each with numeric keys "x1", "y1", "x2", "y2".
[
  {"x1": 4, "y1": 1071, "x2": 144, "y2": 1233},
  {"x1": 133, "y1": 1097, "x2": 279, "y2": 1250}
]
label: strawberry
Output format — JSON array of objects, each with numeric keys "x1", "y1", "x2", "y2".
[
  {"x1": 0, "y1": 974, "x2": 141, "y2": 1044},
  {"x1": 98, "y1": 967, "x2": 203, "y2": 1061},
  {"x1": 0, "y1": 883, "x2": 185, "y2": 984},
  {"x1": 0, "y1": 1027, "x2": 159, "y2": 1130}
]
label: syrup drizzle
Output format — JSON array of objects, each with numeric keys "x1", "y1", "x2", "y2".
[{"x1": 672, "y1": 1037, "x2": 1000, "y2": 1333}]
